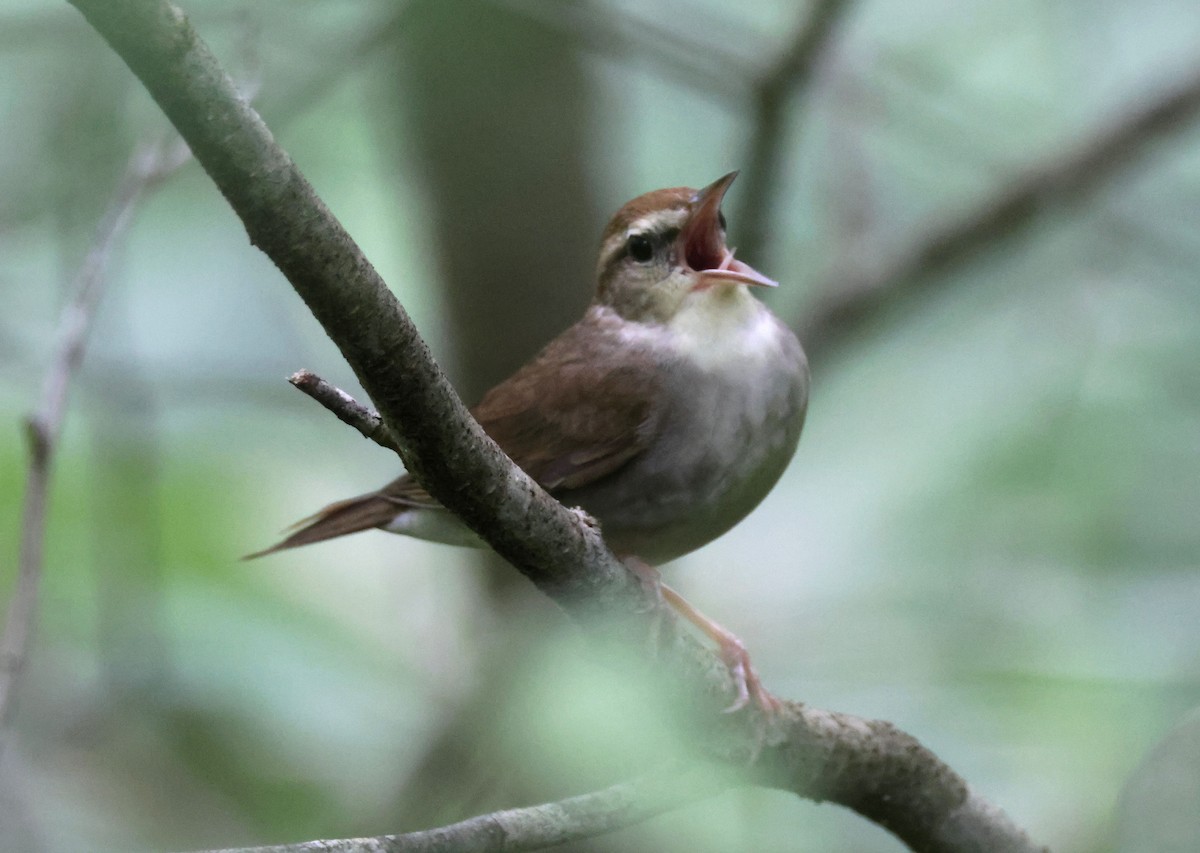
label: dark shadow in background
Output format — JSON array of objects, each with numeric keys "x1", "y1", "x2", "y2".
[
  {"x1": 388, "y1": 0, "x2": 600, "y2": 402},
  {"x1": 382, "y1": 2, "x2": 617, "y2": 843}
]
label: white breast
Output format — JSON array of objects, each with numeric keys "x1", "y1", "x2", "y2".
[
  {"x1": 667, "y1": 285, "x2": 791, "y2": 375},
  {"x1": 583, "y1": 285, "x2": 809, "y2": 562}
]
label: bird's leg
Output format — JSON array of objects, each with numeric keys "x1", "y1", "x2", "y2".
[
  {"x1": 620, "y1": 559, "x2": 777, "y2": 714},
  {"x1": 621, "y1": 556, "x2": 664, "y2": 606},
  {"x1": 659, "y1": 584, "x2": 779, "y2": 715},
  {"x1": 621, "y1": 556, "x2": 667, "y2": 657}
]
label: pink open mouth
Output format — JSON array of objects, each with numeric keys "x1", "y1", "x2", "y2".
[{"x1": 678, "y1": 173, "x2": 778, "y2": 290}]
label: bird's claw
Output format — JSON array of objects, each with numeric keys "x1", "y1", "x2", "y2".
[{"x1": 718, "y1": 634, "x2": 779, "y2": 715}]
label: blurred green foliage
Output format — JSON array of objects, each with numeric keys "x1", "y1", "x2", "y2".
[{"x1": 2, "y1": 0, "x2": 1199, "y2": 851}]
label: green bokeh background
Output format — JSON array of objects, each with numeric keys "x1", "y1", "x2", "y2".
[{"x1": 2, "y1": 1, "x2": 1199, "y2": 850}]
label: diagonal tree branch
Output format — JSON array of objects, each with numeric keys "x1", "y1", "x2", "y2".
[
  {"x1": 801, "y1": 63, "x2": 1200, "y2": 359},
  {"x1": 67, "y1": 0, "x2": 636, "y2": 615},
  {"x1": 0, "y1": 135, "x2": 189, "y2": 761},
  {"x1": 66, "y1": 2, "x2": 1046, "y2": 851}
]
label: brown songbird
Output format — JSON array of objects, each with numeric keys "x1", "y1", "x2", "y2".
[{"x1": 250, "y1": 172, "x2": 809, "y2": 710}]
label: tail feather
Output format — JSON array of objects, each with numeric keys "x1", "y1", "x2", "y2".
[{"x1": 244, "y1": 492, "x2": 403, "y2": 559}]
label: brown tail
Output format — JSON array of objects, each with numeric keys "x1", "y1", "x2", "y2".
[{"x1": 244, "y1": 492, "x2": 403, "y2": 559}]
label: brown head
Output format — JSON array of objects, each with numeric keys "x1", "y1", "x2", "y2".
[{"x1": 594, "y1": 172, "x2": 776, "y2": 323}]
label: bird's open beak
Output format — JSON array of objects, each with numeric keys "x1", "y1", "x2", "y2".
[{"x1": 678, "y1": 171, "x2": 778, "y2": 289}]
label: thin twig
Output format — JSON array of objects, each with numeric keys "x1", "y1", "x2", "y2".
[
  {"x1": 801, "y1": 63, "x2": 1200, "y2": 359},
  {"x1": 288, "y1": 370, "x2": 402, "y2": 455},
  {"x1": 0, "y1": 135, "x2": 190, "y2": 756},
  {"x1": 735, "y1": 0, "x2": 857, "y2": 261},
  {"x1": 195, "y1": 763, "x2": 730, "y2": 853}
]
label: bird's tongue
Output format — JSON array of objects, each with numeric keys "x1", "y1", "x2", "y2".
[
  {"x1": 699, "y1": 248, "x2": 778, "y2": 288},
  {"x1": 679, "y1": 174, "x2": 778, "y2": 289}
]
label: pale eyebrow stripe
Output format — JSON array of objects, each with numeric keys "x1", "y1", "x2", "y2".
[
  {"x1": 626, "y1": 210, "x2": 688, "y2": 236},
  {"x1": 599, "y1": 209, "x2": 689, "y2": 268}
]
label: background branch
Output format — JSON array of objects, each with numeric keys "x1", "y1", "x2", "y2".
[
  {"x1": 801, "y1": 63, "x2": 1200, "y2": 358},
  {"x1": 734, "y1": 0, "x2": 856, "y2": 261},
  {"x1": 0, "y1": 135, "x2": 188, "y2": 760},
  {"x1": 66, "y1": 2, "x2": 1046, "y2": 851},
  {"x1": 499, "y1": 0, "x2": 752, "y2": 104},
  {"x1": 199, "y1": 764, "x2": 730, "y2": 853}
]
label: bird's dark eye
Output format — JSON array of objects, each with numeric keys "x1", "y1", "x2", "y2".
[{"x1": 627, "y1": 234, "x2": 654, "y2": 263}]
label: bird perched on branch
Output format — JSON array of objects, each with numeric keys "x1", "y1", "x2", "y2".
[{"x1": 250, "y1": 172, "x2": 809, "y2": 711}]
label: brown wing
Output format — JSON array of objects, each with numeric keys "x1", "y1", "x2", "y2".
[
  {"x1": 377, "y1": 317, "x2": 660, "y2": 505},
  {"x1": 471, "y1": 320, "x2": 660, "y2": 491},
  {"x1": 248, "y1": 315, "x2": 659, "y2": 557}
]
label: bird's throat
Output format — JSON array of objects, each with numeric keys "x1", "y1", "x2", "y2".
[{"x1": 667, "y1": 286, "x2": 783, "y2": 373}]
